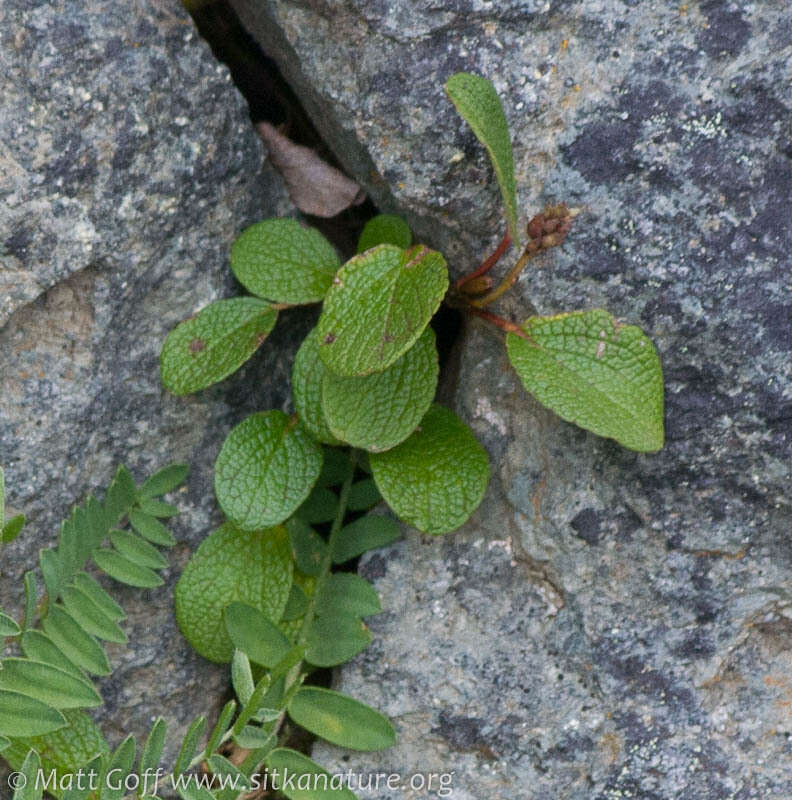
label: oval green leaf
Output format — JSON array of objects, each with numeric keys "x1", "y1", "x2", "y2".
[
  {"x1": 316, "y1": 573, "x2": 381, "y2": 618},
  {"x1": 295, "y1": 486, "x2": 338, "y2": 525},
  {"x1": 129, "y1": 510, "x2": 176, "y2": 546},
  {"x1": 160, "y1": 297, "x2": 278, "y2": 395},
  {"x1": 370, "y1": 404, "x2": 489, "y2": 534},
  {"x1": 346, "y1": 479, "x2": 381, "y2": 512},
  {"x1": 215, "y1": 411, "x2": 323, "y2": 530},
  {"x1": 140, "y1": 717, "x2": 166, "y2": 776},
  {"x1": 265, "y1": 748, "x2": 358, "y2": 800},
  {"x1": 357, "y1": 214, "x2": 412, "y2": 253},
  {"x1": 13, "y1": 749, "x2": 42, "y2": 800},
  {"x1": 288, "y1": 687, "x2": 395, "y2": 751},
  {"x1": 231, "y1": 218, "x2": 340, "y2": 305},
  {"x1": 0, "y1": 659, "x2": 101, "y2": 709},
  {"x1": 109, "y1": 530, "x2": 169, "y2": 570},
  {"x1": 0, "y1": 690, "x2": 66, "y2": 737},
  {"x1": 92, "y1": 548, "x2": 164, "y2": 589},
  {"x1": 332, "y1": 515, "x2": 401, "y2": 564},
  {"x1": 174, "y1": 523, "x2": 293, "y2": 663},
  {"x1": 223, "y1": 602, "x2": 292, "y2": 668},
  {"x1": 60, "y1": 585, "x2": 128, "y2": 644},
  {"x1": 304, "y1": 613, "x2": 371, "y2": 667},
  {"x1": 0, "y1": 611, "x2": 20, "y2": 637},
  {"x1": 446, "y1": 72, "x2": 519, "y2": 245},
  {"x1": 505, "y1": 310, "x2": 665, "y2": 452},
  {"x1": 40, "y1": 607, "x2": 110, "y2": 676},
  {"x1": 317, "y1": 244, "x2": 448, "y2": 376},
  {"x1": 322, "y1": 327, "x2": 438, "y2": 452},
  {"x1": 286, "y1": 518, "x2": 327, "y2": 577},
  {"x1": 19, "y1": 631, "x2": 83, "y2": 678},
  {"x1": 292, "y1": 329, "x2": 343, "y2": 445},
  {"x1": 72, "y1": 573, "x2": 126, "y2": 621},
  {"x1": 139, "y1": 463, "x2": 189, "y2": 498}
]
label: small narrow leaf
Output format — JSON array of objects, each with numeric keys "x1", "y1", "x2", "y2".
[
  {"x1": 322, "y1": 327, "x2": 438, "y2": 452},
  {"x1": 137, "y1": 498, "x2": 179, "y2": 518},
  {"x1": 231, "y1": 218, "x2": 340, "y2": 305},
  {"x1": 129, "y1": 511, "x2": 176, "y2": 546},
  {"x1": 207, "y1": 754, "x2": 249, "y2": 791},
  {"x1": 19, "y1": 631, "x2": 83, "y2": 678},
  {"x1": 0, "y1": 611, "x2": 20, "y2": 637},
  {"x1": 92, "y1": 548, "x2": 164, "y2": 589},
  {"x1": 233, "y1": 725, "x2": 276, "y2": 751},
  {"x1": 305, "y1": 614, "x2": 371, "y2": 667},
  {"x1": 295, "y1": 487, "x2": 338, "y2": 525},
  {"x1": 224, "y1": 602, "x2": 292, "y2": 668},
  {"x1": 84, "y1": 496, "x2": 109, "y2": 551},
  {"x1": 2, "y1": 514, "x2": 25, "y2": 544},
  {"x1": 40, "y1": 607, "x2": 110, "y2": 676},
  {"x1": 0, "y1": 690, "x2": 66, "y2": 737},
  {"x1": 161, "y1": 297, "x2": 278, "y2": 395},
  {"x1": 0, "y1": 658, "x2": 101, "y2": 709},
  {"x1": 317, "y1": 244, "x2": 449, "y2": 376},
  {"x1": 346, "y1": 479, "x2": 381, "y2": 511},
  {"x1": 174, "y1": 523, "x2": 293, "y2": 663},
  {"x1": 13, "y1": 749, "x2": 42, "y2": 800},
  {"x1": 506, "y1": 310, "x2": 665, "y2": 452},
  {"x1": 39, "y1": 548, "x2": 67, "y2": 601},
  {"x1": 60, "y1": 585, "x2": 128, "y2": 643},
  {"x1": 370, "y1": 404, "x2": 489, "y2": 534},
  {"x1": 139, "y1": 463, "x2": 189, "y2": 498},
  {"x1": 109, "y1": 530, "x2": 169, "y2": 569},
  {"x1": 204, "y1": 699, "x2": 237, "y2": 758},
  {"x1": 446, "y1": 72, "x2": 519, "y2": 244},
  {"x1": 315, "y1": 448, "x2": 353, "y2": 488},
  {"x1": 72, "y1": 573, "x2": 126, "y2": 621},
  {"x1": 0, "y1": 735, "x2": 10, "y2": 752},
  {"x1": 357, "y1": 214, "x2": 412, "y2": 253},
  {"x1": 23, "y1": 571, "x2": 37, "y2": 630},
  {"x1": 173, "y1": 716, "x2": 207, "y2": 777},
  {"x1": 140, "y1": 717, "x2": 167, "y2": 776},
  {"x1": 100, "y1": 734, "x2": 136, "y2": 800},
  {"x1": 265, "y1": 748, "x2": 358, "y2": 800},
  {"x1": 103, "y1": 465, "x2": 137, "y2": 525},
  {"x1": 316, "y1": 573, "x2": 381, "y2": 618},
  {"x1": 292, "y1": 329, "x2": 343, "y2": 446},
  {"x1": 288, "y1": 687, "x2": 395, "y2": 751},
  {"x1": 287, "y1": 518, "x2": 327, "y2": 577},
  {"x1": 231, "y1": 650, "x2": 255, "y2": 705},
  {"x1": 281, "y1": 583, "x2": 309, "y2": 621},
  {"x1": 332, "y1": 515, "x2": 401, "y2": 564},
  {"x1": 214, "y1": 411, "x2": 323, "y2": 530}
]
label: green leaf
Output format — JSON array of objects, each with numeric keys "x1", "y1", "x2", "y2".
[
  {"x1": 103, "y1": 465, "x2": 137, "y2": 525},
  {"x1": 173, "y1": 716, "x2": 206, "y2": 777},
  {"x1": 322, "y1": 326, "x2": 438, "y2": 452},
  {"x1": 317, "y1": 244, "x2": 448, "y2": 376},
  {"x1": 233, "y1": 725, "x2": 277, "y2": 751},
  {"x1": 0, "y1": 691, "x2": 65, "y2": 737},
  {"x1": 92, "y1": 548, "x2": 164, "y2": 588},
  {"x1": 316, "y1": 573, "x2": 381, "y2": 618},
  {"x1": 207, "y1": 753, "x2": 249, "y2": 791},
  {"x1": 0, "y1": 736, "x2": 9, "y2": 751},
  {"x1": 446, "y1": 72, "x2": 519, "y2": 244},
  {"x1": 264, "y1": 748, "x2": 358, "y2": 800},
  {"x1": 108, "y1": 530, "x2": 169, "y2": 569},
  {"x1": 40, "y1": 607, "x2": 110, "y2": 676},
  {"x1": 231, "y1": 650, "x2": 255, "y2": 705},
  {"x1": 332, "y1": 515, "x2": 401, "y2": 564},
  {"x1": 23, "y1": 571, "x2": 37, "y2": 631},
  {"x1": 160, "y1": 297, "x2": 278, "y2": 395},
  {"x1": 0, "y1": 658, "x2": 101, "y2": 709},
  {"x1": 137, "y1": 498, "x2": 179, "y2": 518},
  {"x1": 506, "y1": 310, "x2": 665, "y2": 452},
  {"x1": 288, "y1": 687, "x2": 395, "y2": 751},
  {"x1": 357, "y1": 214, "x2": 412, "y2": 253},
  {"x1": 174, "y1": 523, "x2": 293, "y2": 663},
  {"x1": 39, "y1": 548, "x2": 67, "y2": 602},
  {"x1": 370, "y1": 404, "x2": 489, "y2": 534},
  {"x1": 295, "y1": 487, "x2": 338, "y2": 525},
  {"x1": 286, "y1": 519, "x2": 327, "y2": 577},
  {"x1": 204, "y1": 700, "x2": 237, "y2": 758},
  {"x1": 230, "y1": 218, "x2": 340, "y2": 305},
  {"x1": 174, "y1": 784, "x2": 217, "y2": 800},
  {"x1": 305, "y1": 613, "x2": 371, "y2": 667},
  {"x1": 100, "y1": 734, "x2": 136, "y2": 800},
  {"x1": 0, "y1": 611, "x2": 20, "y2": 637},
  {"x1": 2, "y1": 514, "x2": 25, "y2": 544},
  {"x1": 281, "y1": 583, "x2": 309, "y2": 621},
  {"x1": 224, "y1": 602, "x2": 292, "y2": 668},
  {"x1": 13, "y1": 749, "x2": 42, "y2": 800},
  {"x1": 72, "y1": 573, "x2": 126, "y2": 621},
  {"x1": 19, "y1": 631, "x2": 83, "y2": 678},
  {"x1": 140, "y1": 717, "x2": 166, "y2": 776},
  {"x1": 60, "y1": 585, "x2": 128, "y2": 644},
  {"x1": 129, "y1": 510, "x2": 176, "y2": 546},
  {"x1": 292, "y1": 328, "x2": 343, "y2": 446},
  {"x1": 346, "y1": 479, "x2": 381, "y2": 511},
  {"x1": 215, "y1": 411, "x2": 323, "y2": 530},
  {"x1": 139, "y1": 463, "x2": 189, "y2": 498}
]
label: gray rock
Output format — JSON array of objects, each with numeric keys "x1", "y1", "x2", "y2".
[
  {"x1": 235, "y1": 1, "x2": 792, "y2": 796},
  {"x1": 0, "y1": 0, "x2": 303, "y2": 764}
]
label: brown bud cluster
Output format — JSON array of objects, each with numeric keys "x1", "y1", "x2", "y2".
[
  {"x1": 525, "y1": 204, "x2": 578, "y2": 255},
  {"x1": 458, "y1": 275, "x2": 494, "y2": 296}
]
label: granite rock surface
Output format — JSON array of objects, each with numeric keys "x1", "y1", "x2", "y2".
[
  {"x1": 232, "y1": 1, "x2": 792, "y2": 796},
  {"x1": 0, "y1": 0, "x2": 302, "y2": 763}
]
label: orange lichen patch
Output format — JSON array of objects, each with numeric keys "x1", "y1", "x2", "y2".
[
  {"x1": 600, "y1": 731, "x2": 623, "y2": 764},
  {"x1": 561, "y1": 39, "x2": 569, "y2": 51}
]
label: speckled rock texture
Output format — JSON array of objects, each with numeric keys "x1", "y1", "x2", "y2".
[
  {"x1": 0, "y1": 0, "x2": 301, "y2": 762},
  {"x1": 233, "y1": 1, "x2": 792, "y2": 797}
]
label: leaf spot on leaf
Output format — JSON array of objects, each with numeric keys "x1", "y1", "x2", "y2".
[
  {"x1": 333, "y1": 275, "x2": 343, "y2": 286},
  {"x1": 323, "y1": 333, "x2": 336, "y2": 345},
  {"x1": 596, "y1": 341, "x2": 606, "y2": 360},
  {"x1": 189, "y1": 337, "x2": 206, "y2": 354}
]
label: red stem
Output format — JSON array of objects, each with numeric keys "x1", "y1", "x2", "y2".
[
  {"x1": 455, "y1": 232, "x2": 512, "y2": 290},
  {"x1": 466, "y1": 306, "x2": 531, "y2": 339}
]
